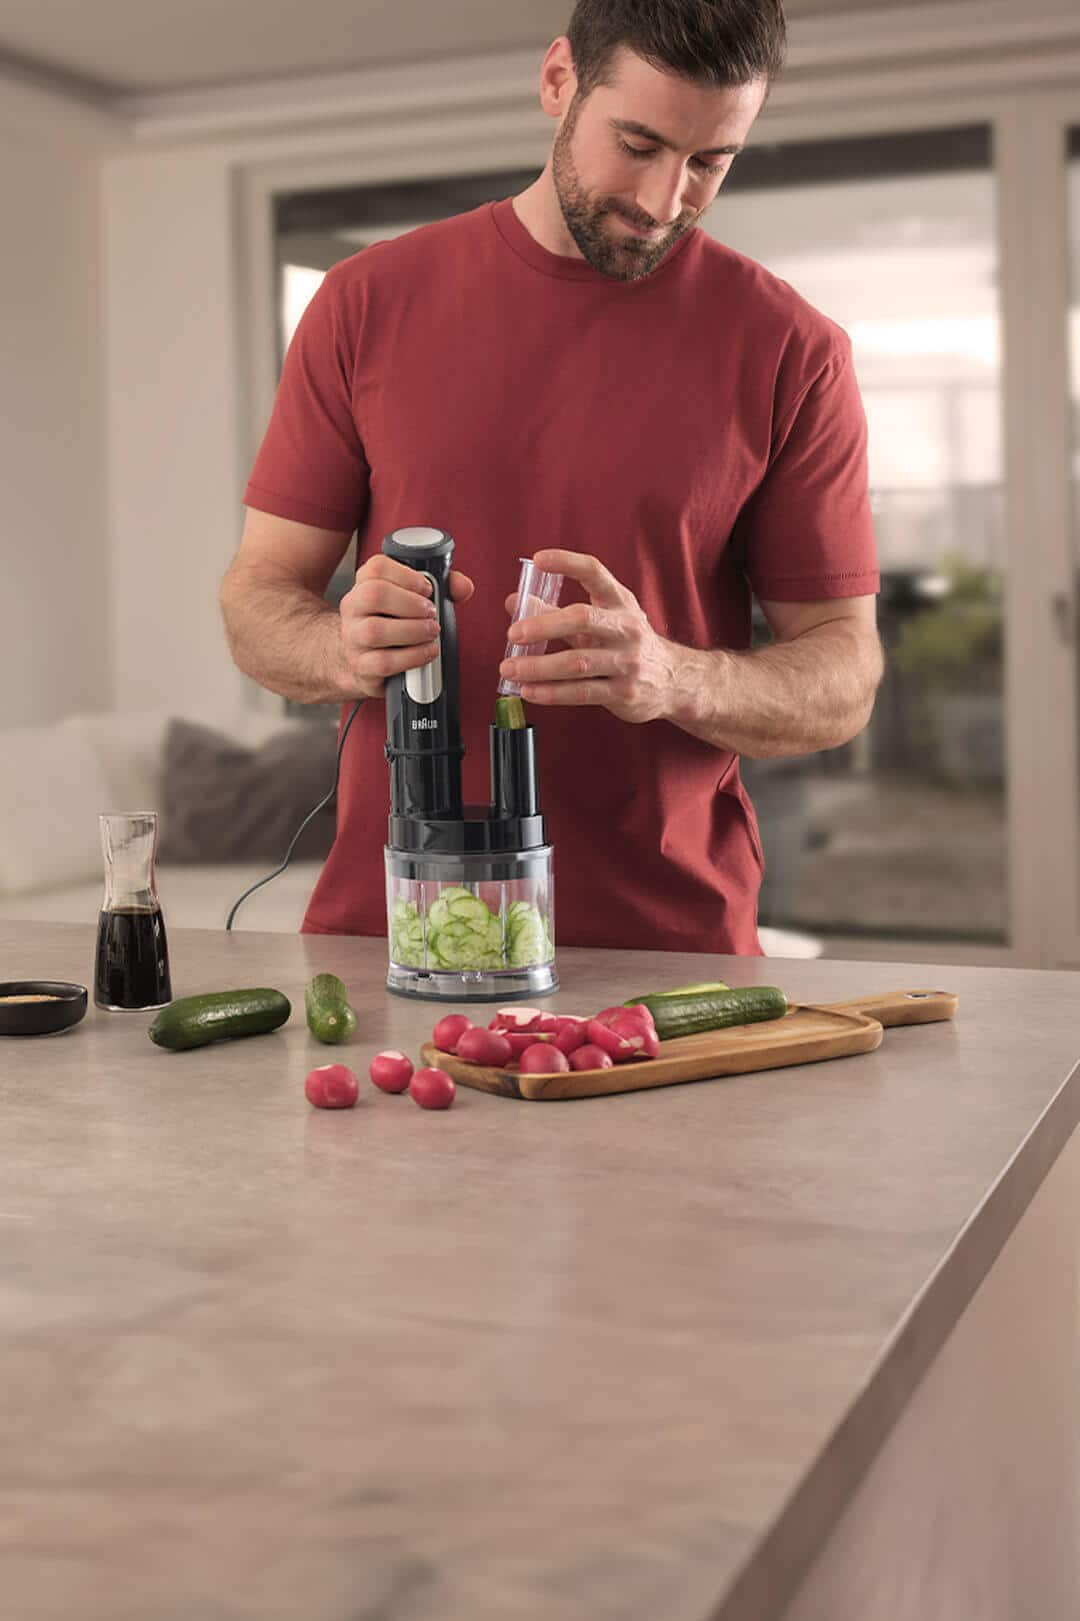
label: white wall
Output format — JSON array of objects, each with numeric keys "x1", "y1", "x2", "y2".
[
  {"x1": 0, "y1": 78, "x2": 126, "y2": 728},
  {"x1": 102, "y1": 146, "x2": 253, "y2": 718}
]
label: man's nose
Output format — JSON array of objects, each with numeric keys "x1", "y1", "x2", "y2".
[{"x1": 635, "y1": 167, "x2": 688, "y2": 228}]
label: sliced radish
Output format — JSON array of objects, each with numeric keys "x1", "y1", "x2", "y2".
[
  {"x1": 518, "y1": 1043, "x2": 570, "y2": 1074},
  {"x1": 456, "y1": 1026, "x2": 513, "y2": 1067},
  {"x1": 409, "y1": 1067, "x2": 456, "y2": 1109},
  {"x1": 432, "y1": 1013, "x2": 473, "y2": 1053},
  {"x1": 369, "y1": 1050, "x2": 414, "y2": 1093},
  {"x1": 568, "y1": 1043, "x2": 614, "y2": 1072}
]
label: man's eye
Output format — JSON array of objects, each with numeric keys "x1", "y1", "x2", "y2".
[{"x1": 617, "y1": 139, "x2": 724, "y2": 177}]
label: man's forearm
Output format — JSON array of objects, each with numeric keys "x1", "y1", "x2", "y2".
[
  {"x1": 220, "y1": 569, "x2": 354, "y2": 706},
  {"x1": 664, "y1": 621, "x2": 884, "y2": 758}
]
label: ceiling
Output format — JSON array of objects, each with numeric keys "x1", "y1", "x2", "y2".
[{"x1": 0, "y1": 0, "x2": 971, "y2": 98}]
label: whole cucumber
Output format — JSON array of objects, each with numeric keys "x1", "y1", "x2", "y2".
[{"x1": 149, "y1": 988, "x2": 291, "y2": 1050}]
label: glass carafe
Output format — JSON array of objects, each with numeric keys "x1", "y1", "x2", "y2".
[{"x1": 94, "y1": 813, "x2": 173, "y2": 1011}]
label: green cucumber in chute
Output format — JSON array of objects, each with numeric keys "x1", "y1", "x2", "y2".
[
  {"x1": 625, "y1": 985, "x2": 787, "y2": 1042},
  {"x1": 495, "y1": 695, "x2": 526, "y2": 729}
]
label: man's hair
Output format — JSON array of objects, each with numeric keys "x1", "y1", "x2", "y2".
[{"x1": 565, "y1": 0, "x2": 787, "y2": 100}]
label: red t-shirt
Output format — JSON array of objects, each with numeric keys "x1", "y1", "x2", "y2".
[{"x1": 245, "y1": 198, "x2": 879, "y2": 954}]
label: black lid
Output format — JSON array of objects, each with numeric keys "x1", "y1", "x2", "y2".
[{"x1": 388, "y1": 805, "x2": 547, "y2": 855}]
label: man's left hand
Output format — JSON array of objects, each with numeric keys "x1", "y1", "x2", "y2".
[{"x1": 499, "y1": 549, "x2": 678, "y2": 724}]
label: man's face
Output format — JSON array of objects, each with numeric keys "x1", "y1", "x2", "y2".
[{"x1": 551, "y1": 46, "x2": 767, "y2": 282}]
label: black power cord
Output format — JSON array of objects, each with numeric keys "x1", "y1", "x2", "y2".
[{"x1": 225, "y1": 698, "x2": 365, "y2": 931}]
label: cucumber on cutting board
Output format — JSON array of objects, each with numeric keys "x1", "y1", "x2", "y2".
[
  {"x1": 305, "y1": 973, "x2": 357, "y2": 1044},
  {"x1": 624, "y1": 984, "x2": 787, "y2": 1041},
  {"x1": 149, "y1": 988, "x2": 291, "y2": 1050}
]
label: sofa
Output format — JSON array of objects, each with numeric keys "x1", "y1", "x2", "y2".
[
  {"x1": 0, "y1": 709, "x2": 332, "y2": 936},
  {"x1": 0, "y1": 709, "x2": 820, "y2": 957}
]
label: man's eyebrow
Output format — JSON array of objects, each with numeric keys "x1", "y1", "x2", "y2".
[{"x1": 609, "y1": 117, "x2": 743, "y2": 157}]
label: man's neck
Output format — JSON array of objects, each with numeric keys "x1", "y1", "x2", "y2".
[{"x1": 511, "y1": 174, "x2": 583, "y2": 261}]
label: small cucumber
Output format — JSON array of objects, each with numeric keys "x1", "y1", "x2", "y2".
[
  {"x1": 149, "y1": 988, "x2": 291, "y2": 1050},
  {"x1": 305, "y1": 972, "x2": 357, "y2": 1045},
  {"x1": 625, "y1": 985, "x2": 787, "y2": 1041}
]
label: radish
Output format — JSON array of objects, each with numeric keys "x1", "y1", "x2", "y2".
[
  {"x1": 305, "y1": 1063, "x2": 360, "y2": 1109},
  {"x1": 603, "y1": 1010, "x2": 660, "y2": 1060},
  {"x1": 489, "y1": 1006, "x2": 544, "y2": 1032},
  {"x1": 586, "y1": 1018, "x2": 640, "y2": 1063},
  {"x1": 518, "y1": 1043, "x2": 570, "y2": 1074},
  {"x1": 568, "y1": 1043, "x2": 614, "y2": 1072},
  {"x1": 455, "y1": 1026, "x2": 513, "y2": 1068},
  {"x1": 369, "y1": 1050, "x2": 414, "y2": 1093},
  {"x1": 553, "y1": 1017, "x2": 589, "y2": 1056},
  {"x1": 409, "y1": 1067, "x2": 456, "y2": 1109},
  {"x1": 432, "y1": 1013, "x2": 472, "y2": 1053},
  {"x1": 505, "y1": 1029, "x2": 549, "y2": 1058},
  {"x1": 622, "y1": 1002, "x2": 658, "y2": 1032}
]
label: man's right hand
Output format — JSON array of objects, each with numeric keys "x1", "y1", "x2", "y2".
[{"x1": 340, "y1": 553, "x2": 475, "y2": 699}]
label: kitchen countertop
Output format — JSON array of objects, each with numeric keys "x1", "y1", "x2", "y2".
[{"x1": 3, "y1": 920, "x2": 1079, "y2": 1621}]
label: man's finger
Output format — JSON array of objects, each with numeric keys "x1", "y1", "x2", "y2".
[
  {"x1": 500, "y1": 648, "x2": 621, "y2": 684},
  {"x1": 506, "y1": 601, "x2": 619, "y2": 647},
  {"x1": 449, "y1": 570, "x2": 475, "y2": 603},
  {"x1": 517, "y1": 679, "x2": 609, "y2": 708},
  {"x1": 530, "y1": 549, "x2": 628, "y2": 609}
]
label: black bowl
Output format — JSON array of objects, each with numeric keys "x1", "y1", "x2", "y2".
[{"x1": 0, "y1": 981, "x2": 89, "y2": 1037}]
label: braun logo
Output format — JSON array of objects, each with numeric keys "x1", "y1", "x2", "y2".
[{"x1": 411, "y1": 718, "x2": 439, "y2": 730}]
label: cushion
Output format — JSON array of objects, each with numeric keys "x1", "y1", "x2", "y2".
[
  {"x1": 61, "y1": 710, "x2": 173, "y2": 811},
  {"x1": 0, "y1": 721, "x2": 116, "y2": 894},
  {"x1": 158, "y1": 718, "x2": 339, "y2": 864}
]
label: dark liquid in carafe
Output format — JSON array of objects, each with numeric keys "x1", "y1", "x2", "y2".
[{"x1": 94, "y1": 906, "x2": 172, "y2": 1009}]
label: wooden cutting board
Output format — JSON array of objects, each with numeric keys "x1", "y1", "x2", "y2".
[{"x1": 419, "y1": 989, "x2": 959, "y2": 1101}]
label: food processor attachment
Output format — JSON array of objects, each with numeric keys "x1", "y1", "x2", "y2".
[{"x1": 382, "y1": 527, "x2": 558, "y2": 1002}]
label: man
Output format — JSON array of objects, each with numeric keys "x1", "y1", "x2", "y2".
[{"x1": 221, "y1": 0, "x2": 882, "y2": 955}]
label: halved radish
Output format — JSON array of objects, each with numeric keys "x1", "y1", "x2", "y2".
[
  {"x1": 586, "y1": 1018, "x2": 640, "y2": 1063},
  {"x1": 456, "y1": 1026, "x2": 513, "y2": 1067},
  {"x1": 604, "y1": 1010, "x2": 660, "y2": 1060},
  {"x1": 489, "y1": 1006, "x2": 544, "y2": 1032},
  {"x1": 553, "y1": 1017, "x2": 589, "y2": 1056},
  {"x1": 505, "y1": 1029, "x2": 549, "y2": 1058},
  {"x1": 518, "y1": 1043, "x2": 570, "y2": 1074}
]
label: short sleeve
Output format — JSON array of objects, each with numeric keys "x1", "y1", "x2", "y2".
[
  {"x1": 738, "y1": 337, "x2": 880, "y2": 602},
  {"x1": 244, "y1": 264, "x2": 370, "y2": 532}
]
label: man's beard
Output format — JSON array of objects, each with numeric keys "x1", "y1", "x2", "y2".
[{"x1": 550, "y1": 101, "x2": 697, "y2": 282}]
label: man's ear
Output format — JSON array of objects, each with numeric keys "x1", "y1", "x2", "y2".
[{"x1": 539, "y1": 36, "x2": 578, "y2": 119}]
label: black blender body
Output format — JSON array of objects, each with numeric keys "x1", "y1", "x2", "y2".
[
  {"x1": 381, "y1": 526, "x2": 464, "y2": 822},
  {"x1": 381, "y1": 526, "x2": 557, "y2": 1002}
]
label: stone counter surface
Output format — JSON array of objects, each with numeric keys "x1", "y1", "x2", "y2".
[{"x1": 2, "y1": 921, "x2": 1079, "y2": 1621}]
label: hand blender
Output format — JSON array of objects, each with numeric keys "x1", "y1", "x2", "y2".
[{"x1": 381, "y1": 526, "x2": 558, "y2": 1002}]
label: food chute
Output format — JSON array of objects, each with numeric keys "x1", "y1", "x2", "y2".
[{"x1": 382, "y1": 527, "x2": 558, "y2": 1002}]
